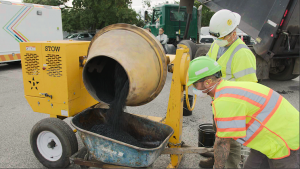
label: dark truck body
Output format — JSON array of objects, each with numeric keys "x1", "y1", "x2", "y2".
[
  {"x1": 144, "y1": 4, "x2": 198, "y2": 44},
  {"x1": 199, "y1": 0, "x2": 299, "y2": 80}
]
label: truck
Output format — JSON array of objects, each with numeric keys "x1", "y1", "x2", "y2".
[
  {"x1": 144, "y1": 3, "x2": 204, "y2": 59},
  {"x1": 146, "y1": 0, "x2": 299, "y2": 81},
  {"x1": 198, "y1": 0, "x2": 299, "y2": 81},
  {"x1": 0, "y1": 0, "x2": 63, "y2": 64},
  {"x1": 144, "y1": 4, "x2": 198, "y2": 45}
]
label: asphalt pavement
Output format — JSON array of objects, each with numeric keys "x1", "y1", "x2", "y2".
[{"x1": 0, "y1": 63, "x2": 299, "y2": 168}]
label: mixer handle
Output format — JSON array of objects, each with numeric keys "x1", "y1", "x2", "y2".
[{"x1": 79, "y1": 56, "x2": 87, "y2": 67}]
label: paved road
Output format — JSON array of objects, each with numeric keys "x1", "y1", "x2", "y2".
[{"x1": 0, "y1": 63, "x2": 299, "y2": 168}]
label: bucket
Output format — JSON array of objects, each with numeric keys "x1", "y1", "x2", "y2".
[
  {"x1": 83, "y1": 24, "x2": 167, "y2": 106},
  {"x1": 198, "y1": 123, "x2": 215, "y2": 147},
  {"x1": 183, "y1": 94, "x2": 193, "y2": 116}
]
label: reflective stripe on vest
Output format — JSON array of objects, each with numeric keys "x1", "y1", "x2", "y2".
[
  {"x1": 215, "y1": 87, "x2": 267, "y2": 107},
  {"x1": 217, "y1": 119, "x2": 246, "y2": 132},
  {"x1": 233, "y1": 67, "x2": 256, "y2": 79},
  {"x1": 210, "y1": 42, "x2": 216, "y2": 57},
  {"x1": 215, "y1": 116, "x2": 246, "y2": 132},
  {"x1": 215, "y1": 88, "x2": 283, "y2": 146},
  {"x1": 225, "y1": 44, "x2": 251, "y2": 80}
]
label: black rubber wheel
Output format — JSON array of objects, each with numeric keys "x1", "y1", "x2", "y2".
[
  {"x1": 269, "y1": 59, "x2": 299, "y2": 81},
  {"x1": 194, "y1": 46, "x2": 210, "y2": 58},
  {"x1": 30, "y1": 118, "x2": 78, "y2": 168},
  {"x1": 179, "y1": 40, "x2": 197, "y2": 60}
]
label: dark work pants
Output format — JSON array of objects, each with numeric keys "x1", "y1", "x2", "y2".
[{"x1": 244, "y1": 148, "x2": 300, "y2": 168}]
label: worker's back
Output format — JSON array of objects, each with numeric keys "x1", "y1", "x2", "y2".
[{"x1": 212, "y1": 80, "x2": 299, "y2": 159}]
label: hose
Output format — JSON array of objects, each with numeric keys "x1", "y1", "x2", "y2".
[{"x1": 185, "y1": 83, "x2": 196, "y2": 111}]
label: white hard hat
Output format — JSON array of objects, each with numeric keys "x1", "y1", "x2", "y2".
[{"x1": 209, "y1": 9, "x2": 241, "y2": 38}]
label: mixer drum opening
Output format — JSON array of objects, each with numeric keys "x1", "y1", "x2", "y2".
[{"x1": 83, "y1": 56, "x2": 129, "y2": 104}]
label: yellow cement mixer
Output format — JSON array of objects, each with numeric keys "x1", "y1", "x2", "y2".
[{"x1": 21, "y1": 24, "x2": 212, "y2": 169}]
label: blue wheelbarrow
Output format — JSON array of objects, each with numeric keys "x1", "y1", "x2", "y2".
[{"x1": 70, "y1": 108, "x2": 174, "y2": 168}]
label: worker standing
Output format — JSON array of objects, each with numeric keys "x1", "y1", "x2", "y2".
[
  {"x1": 199, "y1": 9, "x2": 258, "y2": 168},
  {"x1": 156, "y1": 28, "x2": 169, "y2": 54},
  {"x1": 207, "y1": 9, "x2": 257, "y2": 82},
  {"x1": 188, "y1": 57, "x2": 299, "y2": 169}
]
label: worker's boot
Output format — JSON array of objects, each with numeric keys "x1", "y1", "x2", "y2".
[
  {"x1": 199, "y1": 157, "x2": 214, "y2": 168},
  {"x1": 200, "y1": 151, "x2": 214, "y2": 158}
]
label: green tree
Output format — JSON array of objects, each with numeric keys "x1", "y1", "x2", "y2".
[
  {"x1": 194, "y1": 0, "x2": 215, "y2": 26},
  {"x1": 72, "y1": 0, "x2": 145, "y2": 30},
  {"x1": 61, "y1": 8, "x2": 83, "y2": 32},
  {"x1": 23, "y1": 0, "x2": 145, "y2": 32},
  {"x1": 23, "y1": 0, "x2": 68, "y2": 6}
]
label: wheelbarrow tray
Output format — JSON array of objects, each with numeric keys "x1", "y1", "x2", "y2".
[{"x1": 71, "y1": 108, "x2": 174, "y2": 168}]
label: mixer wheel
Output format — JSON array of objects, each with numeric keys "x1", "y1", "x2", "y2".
[{"x1": 30, "y1": 118, "x2": 78, "y2": 168}]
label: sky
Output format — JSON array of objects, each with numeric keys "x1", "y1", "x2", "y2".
[{"x1": 7, "y1": 0, "x2": 176, "y2": 13}]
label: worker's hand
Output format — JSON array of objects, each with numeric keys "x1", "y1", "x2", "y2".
[{"x1": 160, "y1": 40, "x2": 163, "y2": 43}]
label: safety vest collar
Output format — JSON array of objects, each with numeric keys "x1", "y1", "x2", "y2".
[
  {"x1": 211, "y1": 38, "x2": 242, "y2": 58},
  {"x1": 213, "y1": 79, "x2": 224, "y2": 99}
]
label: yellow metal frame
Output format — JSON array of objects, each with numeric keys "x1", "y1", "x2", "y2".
[
  {"x1": 21, "y1": 40, "x2": 196, "y2": 168},
  {"x1": 142, "y1": 45, "x2": 193, "y2": 168}
]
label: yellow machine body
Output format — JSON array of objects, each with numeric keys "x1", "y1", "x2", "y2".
[
  {"x1": 20, "y1": 40, "x2": 98, "y2": 118},
  {"x1": 21, "y1": 24, "x2": 198, "y2": 168}
]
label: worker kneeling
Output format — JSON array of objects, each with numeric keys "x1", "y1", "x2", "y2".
[{"x1": 188, "y1": 57, "x2": 299, "y2": 168}]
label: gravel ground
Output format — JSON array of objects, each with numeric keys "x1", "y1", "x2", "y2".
[{"x1": 0, "y1": 63, "x2": 299, "y2": 168}]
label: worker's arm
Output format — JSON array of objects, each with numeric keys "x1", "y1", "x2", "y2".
[
  {"x1": 161, "y1": 34, "x2": 168, "y2": 45},
  {"x1": 232, "y1": 49, "x2": 258, "y2": 82},
  {"x1": 214, "y1": 137, "x2": 231, "y2": 169}
]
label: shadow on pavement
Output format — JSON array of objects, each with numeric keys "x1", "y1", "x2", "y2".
[{"x1": 0, "y1": 63, "x2": 22, "y2": 71}]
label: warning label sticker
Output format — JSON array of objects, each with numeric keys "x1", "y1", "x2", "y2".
[{"x1": 26, "y1": 46, "x2": 36, "y2": 51}]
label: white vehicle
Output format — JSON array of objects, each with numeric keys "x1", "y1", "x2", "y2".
[
  {"x1": 0, "y1": 1, "x2": 63, "y2": 64},
  {"x1": 200, "y1": 35, "x2": 217, "y2": 44},
  {"x1": 201, "y1": 26, "x2": 254, "y2": 45}
]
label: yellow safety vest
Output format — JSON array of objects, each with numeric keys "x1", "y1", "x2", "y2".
[
  {"x1": 207, "y1": 39, "x2": 258, "y2": 82},
  {"x1": 212, "y1": 80, "x2": 299, "y2": 159}
]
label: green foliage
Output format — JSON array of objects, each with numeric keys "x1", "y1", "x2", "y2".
[
  {"x1": 23, "y1": 0, "x2": 146, "y2": 32},
  {"x1": 194, "y1": 0, "x2": 215, "y2": 26},
  {"x1": 23, "y1": 0, "x2": 67, "y2": 6},
  {"x1": 70, "y1": 0, "x2": 145, "y2": 31}
]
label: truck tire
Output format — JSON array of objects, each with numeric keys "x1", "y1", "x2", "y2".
[
  {"x1": 165, "y1": 44, "x2": 176, "y2": 54},
  {"x1": 269, "y1": 59, "x2": 299, "y2": 81},
  {"x1": 195, "y1": 46, "x2": 210, "y2": 58},
  {"x1": 30, "y1": 118, "x2": 78, "y2": 168},
  {"x1": 179, "y1": 40, "x2": 197, "y2": 60}
]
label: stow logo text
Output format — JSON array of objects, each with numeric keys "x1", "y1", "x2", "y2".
[{"x1": 45, "y1": 46, "x2": 60, "y2": 52}]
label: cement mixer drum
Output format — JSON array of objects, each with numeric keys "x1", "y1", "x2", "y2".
[{"x1": 83, "y1": 24, "x2": 167, "y2": 106}]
